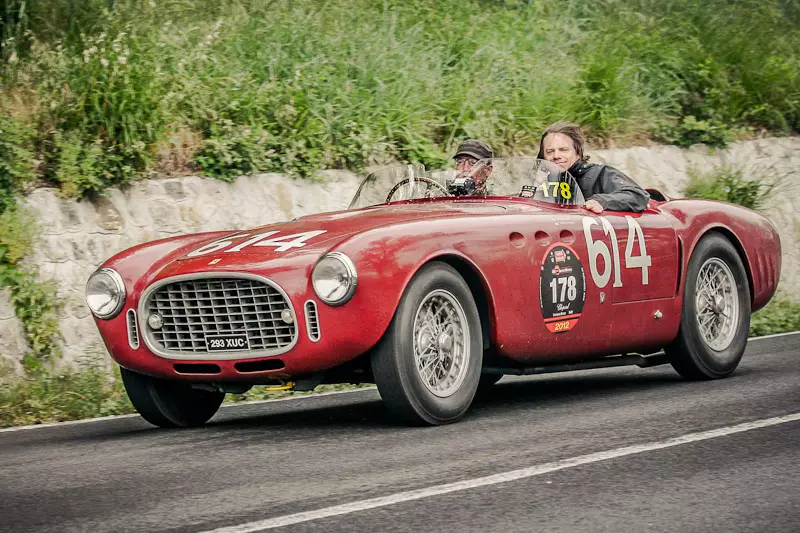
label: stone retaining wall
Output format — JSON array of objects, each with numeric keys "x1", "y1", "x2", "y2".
[{"x1": 1, "y1": 139, "x2": 797, "y2": 370}]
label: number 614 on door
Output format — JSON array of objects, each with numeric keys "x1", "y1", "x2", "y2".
[{"x1": 582, "y1": 216, "x2": 651, "y2": 288}]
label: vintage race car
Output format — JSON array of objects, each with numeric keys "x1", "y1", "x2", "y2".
[{"x1": 86, "y1": 158, "x2": 781, "y2": 427}]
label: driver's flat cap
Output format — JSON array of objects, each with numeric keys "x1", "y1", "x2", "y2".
[{"x1": 453, "y1": 139, "x2": 493, "y2": 161}]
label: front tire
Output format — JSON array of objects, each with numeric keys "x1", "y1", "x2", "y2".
[
  {"x1": 372, "y1": 262, "x2": 483, "y2": 425},
  {"x1": 120, "y1": 367, "x2": 225, "y2": 428},
  {"x1": 666, "y1": 233, "x2": 751, "y2": 380}
]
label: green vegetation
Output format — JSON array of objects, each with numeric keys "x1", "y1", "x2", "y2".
[
  {"x1": 750, "y1": 297, "x2": 800, "y2": 338},
  {"x1": 1, "y1": 0, "x2": 798, "y2": 197},
  {"x1": 0, "y1": 205, "x2": 62, "y2": 373},
  {"x1": 0, "y1": 367, "x2": 370, "y2": 427},
  {"x1": 684, "y1": 166, "x2": 777, "y2": 210},
  {"x1": 0, "y1": 113, "x2": 62, "y2": 374},
  {"x1": 0, "y1": 365, "x2": 135, "y2": 428},
  {"x1": 0, "y1": 114, "x2": 35, "y2": 212}
]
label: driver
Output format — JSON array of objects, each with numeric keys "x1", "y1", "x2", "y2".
[{"x1": 449, "y1": 139, "x2": 494, "y2": 196}]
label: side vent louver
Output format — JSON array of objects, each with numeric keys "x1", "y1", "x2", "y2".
[
  {"x1": 127, "y1": 309, "x2": 140, "y2": 349},
  {"x1": 305, "y1": 300, "x2": 321, "y2": 342}
]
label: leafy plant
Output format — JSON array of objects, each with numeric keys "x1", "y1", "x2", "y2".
[
  {"x1": 683, "y1": 166, "x2": 776, "y2": 210},
  {"x1": 0, "y1": 365, "x2": 134, "y2": 428},
  {"x1": 0, "y1": 202, "x2": 36, "y2": 264},
  {"x1": 52, "y1": 131, "x2": 106, "y2": 198},
  {"x1": 0, "y1": 204, "x2": 62, "y2": 372},
  {"x1": 195, "y1": 121, "x2": 281, "y2": 181},
  {"x1": 0, "y1": 113, "x2": 35, "y2": 213},
  {"x1": 654, "y1": 115, "x2": 733, "y2": 148},
  {"x1": 8, "y1": 272, "x2": 62, "y2": 373},
  {"x1": 750, "y1": 297, "x2": 800, "y2": 338}
]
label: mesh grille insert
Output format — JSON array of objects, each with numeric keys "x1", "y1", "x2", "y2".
[
  {"x1": 305, "y1": 300, "x2": 320, "y2": 342},
  {"x1": 145, "y1": 278, "x2": 296, "y2": 353},
  {"x1": 127, "y1": 309, "x2": 140, "y2": 349}
]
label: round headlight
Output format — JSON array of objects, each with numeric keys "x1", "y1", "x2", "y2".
[
  {"x1": 85, "y1": 268, "x2": 126, "y2": 319},
  {"x1": 312, "y1": 252, "x2": 358, "y2": 306}
]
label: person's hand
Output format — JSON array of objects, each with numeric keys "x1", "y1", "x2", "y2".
[{"x1": 584, "y1": 199, "x2": 604, "y2": 213}]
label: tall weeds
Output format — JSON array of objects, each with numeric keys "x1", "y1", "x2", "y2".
[{"x1": 2, "y1": 0, "x2": 798, "y2": 195}]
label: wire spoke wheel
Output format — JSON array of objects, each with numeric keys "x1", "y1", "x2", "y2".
[
  {"x1": 667, "y1": 233, "x2": 750, "y2": 381},
  {"x1": 695, "y1": 258, "x2": 739, "y2": 351},
  {"x1": 413, "y1": 290, "x2": 470, "y2": 398},
  {"x1": 371, "y1": 261, "x2": 482, "y2": 424}
]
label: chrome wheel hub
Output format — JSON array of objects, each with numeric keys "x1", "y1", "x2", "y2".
[
  {"x1": 412, "y1": 290, "x2": 470, "y2": 398},
  {"x1": 695, "y1": 258, "x2": 739, "y2": 351},
  {"x1": 437, "y1": 332, "x2": 453, "y2": 353}
]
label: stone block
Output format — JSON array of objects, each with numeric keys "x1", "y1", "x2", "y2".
[{"x1": 92, "y1": 196, "x2": 125, "y2": 231}]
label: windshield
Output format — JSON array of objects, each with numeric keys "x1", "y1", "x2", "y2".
[{"x1": 348, "y1": 157, "x2": 585, "y2": 209}]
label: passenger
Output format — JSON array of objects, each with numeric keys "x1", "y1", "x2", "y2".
[
  {"x1": 537, "y1": 122, "x2": 649, "y2": 213},
  {"x1": 449, "y1": 139, "x2": 494, "y2": 197}
]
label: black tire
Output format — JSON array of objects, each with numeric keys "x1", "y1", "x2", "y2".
[
  {"x1": 372, "y1": 262, "x2": 483, "y2": 425},
  {"x1": 120, "y1": 367, "x2": 225, "y2": 428},
  {"x1": 666, "y1": 233, "x2": 751, "y2": 380}
]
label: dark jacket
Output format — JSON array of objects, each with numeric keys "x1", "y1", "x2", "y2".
[{"x1": 567, "y1": 161, "x2": 650, "y2": 212}]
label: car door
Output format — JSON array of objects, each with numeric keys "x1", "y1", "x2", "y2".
[
  {"x1": 501, "y1": 207, "x2": 626, "y2": 359},
  {"x1": 580, "y1": 210, "x2": 679, "y2": 304}
]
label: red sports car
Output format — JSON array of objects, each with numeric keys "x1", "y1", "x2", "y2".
[{"x1": 86, "y1": 158, "x2": 781, "y2": 427}]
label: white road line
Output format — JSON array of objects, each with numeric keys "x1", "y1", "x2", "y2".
[
  {"x1": 2, "y1": 331, "x2": 797, "y2": 433},
  {"x1": 202, "y1": 412, "x2": 800, "y2": 533},
  {"x1": 745, "y1": 330, "x2": 800, "y2": 341}
]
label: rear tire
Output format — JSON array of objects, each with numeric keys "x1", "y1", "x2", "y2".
[
  {"x1": 666, "y1": 233, "x2": 751, "y2": 380},
  {"x1": 372, "y1": 262, "x2": 482, "y2": 425},
  {"x1": 120, "y1": 367, "x2": 225, "y2": 428}
]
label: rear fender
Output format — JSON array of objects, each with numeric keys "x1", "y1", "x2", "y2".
[{"x1": 661, "y1": 201, "x2": 780, "y2": 311}]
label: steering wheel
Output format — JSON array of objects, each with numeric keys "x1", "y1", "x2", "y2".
[{"x1": 385, "y1": 177, "x2": 449, "y2": 203}]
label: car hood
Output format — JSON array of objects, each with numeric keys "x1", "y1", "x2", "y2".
[{"x1": 175, "y1": 200, "x2": 510, "y2": 264}]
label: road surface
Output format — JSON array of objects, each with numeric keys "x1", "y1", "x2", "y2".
[{"x1": 1, "y1": 333, "x2": 798, "y2": 533}]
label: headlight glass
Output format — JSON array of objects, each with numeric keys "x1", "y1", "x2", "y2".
[
  {"x1": 86, "y1": 268, "x2": 126, "y2": 319},
  {"x1": 312, "y1": 252, "x2": 357, "y2": 306}
]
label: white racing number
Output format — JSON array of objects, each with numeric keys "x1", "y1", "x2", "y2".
[
  {"x1": 550, "y1": 276, "x2": 578, "y2": 304},
  {"x1": 582, "y1": 216, "x2": 651, "y2": 288},
  {"x1": 187, "y1": 230, "x2": 327, "y2": 257},
  {"x1": 186, "y1": 232, "x2": 250, "y2": 258}
]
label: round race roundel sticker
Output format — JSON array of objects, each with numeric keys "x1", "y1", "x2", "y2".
[{"x1": 539, "y1": 244, "x2": 586, "y2": 334}]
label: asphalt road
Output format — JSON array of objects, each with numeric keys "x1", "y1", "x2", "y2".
[{"x1": 1, "y1": 333, "x2": 798, "y2": 533}]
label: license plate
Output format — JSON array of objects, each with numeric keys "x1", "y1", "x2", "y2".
[{"x1": 206, "y1": 334, "x2": 250, "y2": 352}]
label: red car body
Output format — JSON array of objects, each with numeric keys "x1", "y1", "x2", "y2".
[{"x1": 93, "y1": 191, "x2": 781, "y2": 385}]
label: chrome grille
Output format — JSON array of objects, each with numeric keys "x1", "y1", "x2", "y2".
[
  {"x1": 305, "y1": 300, "x2": 320, "y2": 342},
  {"x1": 144, "y1": 277, "x2": 296, "y2": 354},
  {"x1": 127, "y1": 309, "x2": 140, "y2": 349}
]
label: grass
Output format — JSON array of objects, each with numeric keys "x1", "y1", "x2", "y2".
[
  {"x1": 749, "y1": 297, "x2": 800, "y2": 338},
  {"x1": 0, "y1": 366, "x2": 135, "y2": 428},
  {"x1": 684, "y1": 166, "x2": 778, "y2": 210},
  {"x1": 0, "y1": 363, "x2": 372, "y2": 428},
  {"x1": 1, "y1": 0, "x2": 798, "y2": 197}
]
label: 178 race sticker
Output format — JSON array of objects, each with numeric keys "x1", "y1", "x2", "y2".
[{"x1": 539, "y1": 244, "x2": 586, "y2": 334}]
